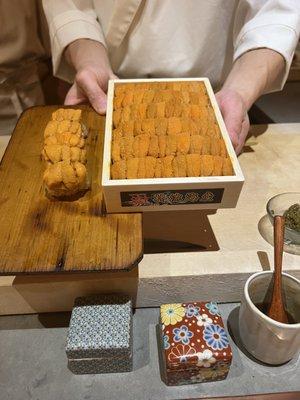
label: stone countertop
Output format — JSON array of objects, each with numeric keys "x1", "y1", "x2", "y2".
[
  {"x1": 0, "y1": 304, "x2": 299, "y2": 400},
  {"x1": 141, "y1": 123, "x2": 300, "y2": 278}
]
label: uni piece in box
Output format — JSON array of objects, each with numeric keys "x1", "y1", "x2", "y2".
[
  {"x1": 66, "y1": 294, "x2": 132, "y2": 374},
  {"x1": 159, "y1": 301, "x2": 232, "y2": 386},
  {"x1": 102, "y1": 78, "x2": 244, "y2": 213}
]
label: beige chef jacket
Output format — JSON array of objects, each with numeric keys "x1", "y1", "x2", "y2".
[
  {"x1": 0, "y1": 0, "x2": 50, "y2": 135},
  {"x1": 43, "y1": 0, "x2": 300, "y2": 91}
]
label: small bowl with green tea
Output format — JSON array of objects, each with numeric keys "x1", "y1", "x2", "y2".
[{"x1": 267, "y1": 192, "x2": 300, "y2": 245}]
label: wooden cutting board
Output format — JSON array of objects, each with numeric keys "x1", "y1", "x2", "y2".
[{"x1": 0, "y1": 106, "x2": 143, "y2": 274}]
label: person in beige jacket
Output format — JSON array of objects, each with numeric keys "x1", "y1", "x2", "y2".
[
  {"x1": 43, "y1": 0, "x2": 300, "y2": 153},
  {"x1": 0, "y1": 0, "x2": 50, "y2": 135}
]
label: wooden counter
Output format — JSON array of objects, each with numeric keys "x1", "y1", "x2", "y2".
[{"x1": 0, "y1": 123, "x2": 299, "y2": 314}]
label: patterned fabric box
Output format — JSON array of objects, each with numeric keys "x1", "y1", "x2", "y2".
[
  {"x1": 68, "y1": 356, "x2": 132, "y2": 375},
  {"x1": 66, "y1": 295, "x2": 132, "y2": 374},
  {"x1": 159, "y1": 301, "x2": 232, "y2": 386}
]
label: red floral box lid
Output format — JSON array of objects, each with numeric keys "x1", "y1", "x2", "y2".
[{"x1": 160, "y1": 302, "x2": 232, "y2": 371}]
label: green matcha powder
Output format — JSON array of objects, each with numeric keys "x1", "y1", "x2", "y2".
[{"x1": 284, "y1": 203, "x2": 300, "y2": 232}]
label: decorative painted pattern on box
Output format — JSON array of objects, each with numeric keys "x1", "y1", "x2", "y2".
[
  {"x1": 66, "y1": 295, "x2": 132, "y2": 360},
  {"x1": 120, "y1": 189, "x2": 224, "y2": 207},
  {"x1": 160, "y1": 301, "x2": 232, "y2": 386},
  {"x1": 68, "y1": 356, "x2": 132, "y2": 375}
]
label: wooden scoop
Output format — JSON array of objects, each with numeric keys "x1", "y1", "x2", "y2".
[{"x1": 267, "y1": 215, "x2": 289, "y2": 323}]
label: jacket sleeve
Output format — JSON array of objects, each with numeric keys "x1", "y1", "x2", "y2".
[
  {"x1": 234, "y1": 0, "x2": 300, "y2": 91},
  {"x1": 42, "y1": 0, "x2": 106, "y2": 82}
]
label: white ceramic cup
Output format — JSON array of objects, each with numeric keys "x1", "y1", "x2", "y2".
[{"x1": 239, "y1": 271, "x2": 300, "y2": 365}]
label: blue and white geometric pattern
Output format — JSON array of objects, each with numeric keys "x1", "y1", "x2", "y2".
[
  {"x1": 66, "y1": 295, "x2": 132, "y2": 360},
  {"x1": 68, "y1": 356, "x2": 132, "y2": 374}
]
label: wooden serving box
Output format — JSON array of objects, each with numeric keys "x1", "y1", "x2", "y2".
[{"x1": 102, "y1": 78, "x2": 244, "y2": 213}]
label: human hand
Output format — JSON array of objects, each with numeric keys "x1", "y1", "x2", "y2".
[
  {"x1": 215, "y1": 49, "x2": 285, "y2": 155},
  {"x1": 65, "y1": 65, "x2": 117, "y2": 114},
  {"x1": 215, "y1": 88, "x2": 250, "y2": 155},
  {"x1": 64, "y1": 40, "x2": 117, "y2": 114}
]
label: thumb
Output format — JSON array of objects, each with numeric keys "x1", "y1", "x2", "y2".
[
  {"x1": 235, "y1": 113, "x2": 250, "y2": 155},
  {"x1": 222, "y1": 110, "x2": 241, "y2": 150},
  {"x1": 76, "y1": 70, "x2": 107, "y2": 114},
  {"x1": 216, "y1": 95, "x2": 242, "y2": 150}
]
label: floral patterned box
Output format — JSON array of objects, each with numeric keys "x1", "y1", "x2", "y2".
[
  {"x1": 159, "y1": 301, "x2": 232, "y2": 386},
  {"x1": 66, "y1": 294, "x2": 132, "y2": 374}
]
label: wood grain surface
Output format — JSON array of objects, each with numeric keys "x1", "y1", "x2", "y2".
[{"x1": 0, "y1": 106, "x2": 143, "y2": 274}]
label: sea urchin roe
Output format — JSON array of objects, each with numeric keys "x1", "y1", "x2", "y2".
[
  {"x1": 111, "y1": 81, "x2": 233, "y2": 179},
  {"x1": 284, "y1": 203, "x2": 300, "y2": 231},
  {"x1": 42, "y1": 109, "x2": 88, "y2": 197}
]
